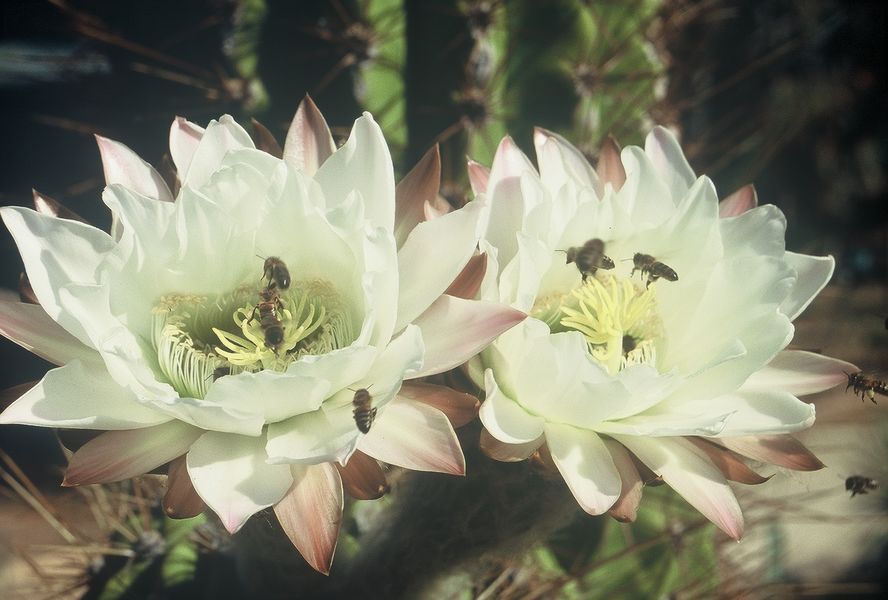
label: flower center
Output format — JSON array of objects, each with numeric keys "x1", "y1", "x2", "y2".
[
  {"x1": 531, "y1": 273, "x2": 661, "y2": 375},
  {"x1": 151, "y1": 279, "x2": 354, "y2": 398}
]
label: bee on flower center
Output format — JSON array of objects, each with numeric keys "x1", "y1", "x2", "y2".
[
  {"x1": 249, "y1": 287, "x2": 285, "y2": 352},
  {"x1": 845, "y1": 475, "x2": 879, "y2": 497},
  {"x1": 630, "y1": 253, "x2": 678, "y2": 288},
  {"x1": 560, "y1": 238, "x2": 615, "y2": 282},
  {"x1": 844, "y1": 371, "x2": 886, "y2": 404},
  {"x1": 262, "y1": 256, "x2": 291, "y2": 290},
  {"x1": 352, "y1": 388, "x2": 377, "y2": 434}
]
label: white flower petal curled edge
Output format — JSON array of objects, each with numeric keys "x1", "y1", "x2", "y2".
[
  {"x1": 470, "y1": 127, "x2": 856, "y2": 539},
  {"x1": 0, "y1": 97, "x2": 525, "y2": 574}
]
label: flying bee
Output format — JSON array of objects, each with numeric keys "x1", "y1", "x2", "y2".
[
  {"x1": 631, "y1": 253, "x2": 679, "y2": 287},
  {"x1": 211, "y1": 366, "x2": 231, "y2": 381},
  {"x1": 249, "y1": 287, "x2": 285, "y2": 352},
  {"x1": 845, "y1": 475, "x2": 879, "y2": 497},
  {"x1": 559, "y1": 238, "x2": 615, "y2": 282},
  {"x1": 844, "y1": 371, "x2": 887, "y2": 404},
  {"x1": 262, "y1": 256, "x2": 291, "y2": 290},
  {"x1": 351, "y1": 388, "x2": 377, "y2": 434}
]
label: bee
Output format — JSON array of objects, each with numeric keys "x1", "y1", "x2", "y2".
[
  {"x1": 561, "y1": 238, "x2": 615, "y2": 282},
  {"x1": 262, "y1": 256, "x2": 291, "y2": 290},
  {"x1": 352, "y1": 388, "x2": 377, "y2": 434},
  {"x1": 845, "y1": 475, "x2": 879, "y2": 497},
  {"x1": 212, "y1": 366, "x2": 231, "y2": 381},
  {"x1": 630, "y1": 253, "x2": 678, "y2": 287},
  {"x1": 249, "y1": 287, "x2": 285, "y2": 352},
  {"x1": 844, "y1": 371, "x2": 887, "y2": 404}
]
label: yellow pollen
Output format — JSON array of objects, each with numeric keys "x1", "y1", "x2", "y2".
[{"x1": 558, "y1": 275, "x2": 660, "y2": 374}]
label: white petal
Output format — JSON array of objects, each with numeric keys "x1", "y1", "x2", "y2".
[
  {"x1": 742, "y1": 350, "x2": 857, "y2": 396},
  {"x1": 187, "y1": 431, "x2": 293, "y2": 534},
  {"x1": 0, "y1": 300, "x2": 100, "y2": 366},
  {"x1": 182, "y1": 115, "x2": 254, "y2": 189},
  {"x1": 315, "y1": 113, "x2": 395, "y2": 232},
  {"x1": 169, "y1": 116, "x2": 205, "y2": 179},
  {"x1": 394, "y1": 145, "x2": 440, "y2": 247},
  {"x1": 274, "y1": 462, "x2": 343, "y2": 575},
  {"x1": 95, "y1": 135, "x2": 173, "y2": 202},
  {"x1": 204, "y1": 370, "x2": 330, "y2": 424},
  {"x1": 359, "y1": 398, "x2": 465, "y2": 475},
  {"x1": 408, "y1": 295, "x2": 526, "y2": 378},
  {"x1": 533, "y1": 127, "x2": 601, "y2": 193},
  {"x1": 479, "y1": 368, "x2": 544, "y2": 444},
  {"x1": 617, "y1": 436, "x2": 744, "y2": 539},
  {"x1": 780, "y1": 252, "x2": 834, "y2": 321},
  {"x1": 1, "y1": 206, "x2": 114, "y2": 347},
  {"x1": 718, "y1": 204, "x2": 786, "y2": 259},
  {"x1": 483, "y1": 137, "x2": 537, "y2": 266},
  {"x1": 0, "y1": 359, "x2": 170, "y2": 429},
  {"x1": 362, "y1": 324, "x2": 424, "y2": 387},
  {"x1": 64, "y1": 420, "x2": 202, "y2": 485},
  {"x1": 283, "y1": 95, "x2": 336, "y2": 177},
  {"x1": 266, "y1": 398, "x2": 358, "y2": 465},
  {"x1": 618, "y1": 146, "x2": 673, "y2": 225},
  {"x1": 674, "y1": 389, "x2": 816, "y2": 437},
  {"x1": 395, "y1": 201, "x2": 482, "y2": 331},
  {"x1": 287, "y1": 346, "x2": 377, "y2": 396},
  {"x1": 644, "y1": 126, "x2": 696, "y2": 202},
  {"x1": 544, "y1": 423, "x2": 621, "y2": 515}
]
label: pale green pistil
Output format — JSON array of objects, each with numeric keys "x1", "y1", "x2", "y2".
[{"x1": 151, "y1": 279, "x2": 353, "y2": 399}]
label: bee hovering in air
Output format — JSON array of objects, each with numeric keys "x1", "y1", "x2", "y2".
[
  {"x1": 559, "y1": 238, "x2": 615, "y2": 282},
  {"x1": 846, "y1": 475, "x2": 879, "y2": 497},
  {"x1": 630, "y1": 253, "x2": 678, "y2": 287},
  {"x1": 352, "y1": 388, "x2": 377, "y2": 434},
  {"x1": 844, "y1": 371, "x2": 887, "y2": 404},
  {"x1": 262, "y1": 256, "x2": 291, "y2": 290},
  {"x1": 249, "y1": 286, "x2": 285, "y2": 353}
]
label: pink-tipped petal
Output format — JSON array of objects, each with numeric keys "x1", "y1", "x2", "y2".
[
  {"x1": 719, "y1": 184, "x2": 758, "y2": 217},
  {"x1": 187, "y1": 432, "x2": 294, "y2": 535},
  {"x1": 337, "y1": 451, "x2": 388, "y2": 500},
  {"x1": 359, "y1": 399, "x2": 465, "y2": 475},
  {"x1": 545, "y1": 423, "x2": 621, "y2": 515},
  {"x1": 169, "y1": 116, "x2": 205, "y2": 177},
  {"x1": 409, "y1": 295, "x2": 526, "y2": 378},
  {"x1": 95, "y1": 135, "x2": 173, "y2": 203},
  {"x1": 1, "y1": 381, "x2": 36, "y2": 413},
  {"x1": 715, "y1": 434, "x2": 824, "y2": 471},
  {"x1": 597, "y1": 135, "x2": 626, "y2": 191},
  {"x1": 283, "y1": 95, "x2": 336, "y2": 177},
  {"x1": 604, "y1": 440, "x2": 643, "y2": 523},
  {"x1": 617, "y1": 436, "x2": 744, "y2": 540},
  {"x1": 444, "y1": 253, "x2": 488, "y2": 300},
  {"x1": 164, "y1": 455, "x2": 206, "y2": 519},
  {"x1": 688, "y1": 438, "x2": 771, "y2": 485},
  {"x1": 19, "y1": 273, "x2": 38, "y2": 304},
  {"x1": 274, "y1": 463, "x2": 343, "y2": 575},
  {"x1": 398, "y1": 382, "x2": 479, "y2": 428},
  {"x1": 250, "y1": 118, "x2": 283, "y2": 159},
  {"x1": 467, "y1": 159, "x2": 490, "y2": 195},
  {"x1": 64, "y1": 421, "x2": 202, "y2": 486},
  {"x1": 0, "y1": 299, "x2": 99, "y2": 366},
  {"x1": 32, "y1": 189, "x2": 88, "y2": 223},
  {"x1": 424, "y1": 194, "x2": 453, "y2": 220},
  {"x1": 479, "y1": 427, "x2": 543, "y2": 462},
  {"x1": 742, "y1": 350, "x2": 858, "y2": 396},
  {"x1": 394, "y1": 145, "x2": 441, "y2": 247}
]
